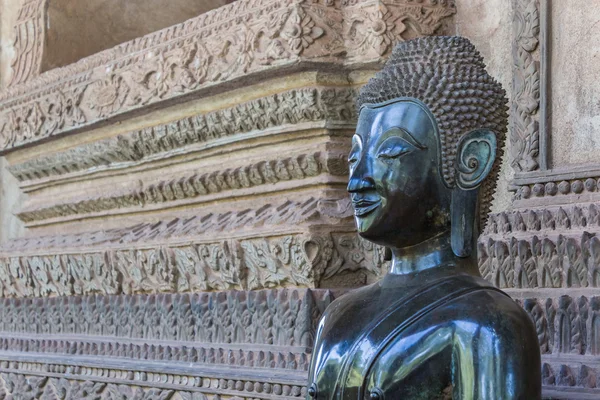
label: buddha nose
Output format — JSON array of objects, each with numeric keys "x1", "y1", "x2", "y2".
[
  {"x1": 347, "y1": 158, "x2": 375, "y2": 193},
  {"x1": 347, "y1": 176, "x2": 376, "y2": 193}
]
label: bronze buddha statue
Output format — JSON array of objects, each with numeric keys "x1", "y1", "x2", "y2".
[{"x1": 307, "y1": 37, "x2": 541, "y2": 399}]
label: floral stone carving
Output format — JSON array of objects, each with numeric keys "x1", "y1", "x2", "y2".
[{"x1": 0, "y1": 0, "x2": 456, "y2": 153}]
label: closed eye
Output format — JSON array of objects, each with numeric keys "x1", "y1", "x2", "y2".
[{"x1": 376, "y1": 137, "x2": 415, "y2": 160}]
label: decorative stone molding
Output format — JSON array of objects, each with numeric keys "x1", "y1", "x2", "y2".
[
  {"x1": 0, "y1": 196, "x2": 386, "y2": 297},
  {"x1": 510, "y1": 0, "x2": 541, "y2": 173},
  {"x1": 479, "y1": 204, "x2": 600, "y2": 289},
  {"x1": 0, "y1": 232, "x2": 383, "y2": 297},
  {"x1": 542, "y1": 361, "x2": 600, "y2": 395},
  {"x1": 0, "y1": 336, "x2": 310, "y2": 370},
  {"x1": 3, "y1": 197, "x2": 345, "y2": 252},
  {"x1": 482, "y1": 204, "x2": 600, "y2": 237},
  {"x1": 0, "y1": 0, "x2": 456, "y2": 153},
  {"x1": 17, "y1": 151, "x2": 349, "y2": 224},
  {"x1": 0, "y1": 288, "x2": 332, "y2": 352},
  {"x1": 0, "y1": 370, "x2": 306, "y2": 400},
  {"x1": 514, "y1": 294, "x2": 600, "y2": 356},
  {"x1": 8, "y1": 87, "x2": 357, "y2": 185},
  {"x1": 514, "y1": 177, "x2": 600, "y2": 201},
  {"x1": 0, "y1": 288, "x2": 333, "y2": 398}
]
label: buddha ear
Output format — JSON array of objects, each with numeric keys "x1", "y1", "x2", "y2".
[
  {"x1": 450, "y1": 129, "x2": 497, "y2": 258},
  {"x1": 455, "y1": 129, "x2": 497, "y2": 190}
]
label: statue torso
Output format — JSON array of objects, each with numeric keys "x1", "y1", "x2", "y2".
[{"x1": 307, "y1": 268, "x2": 541, "y2": 400}]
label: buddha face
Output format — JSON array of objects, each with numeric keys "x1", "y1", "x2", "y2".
[{"x1": 347, "y1": 99, "x2": 450, "y2": 249}]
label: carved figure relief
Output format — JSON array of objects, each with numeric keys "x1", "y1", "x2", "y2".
[{"x1": 0, "y1": 228, "x2": 385, "y2": 297}]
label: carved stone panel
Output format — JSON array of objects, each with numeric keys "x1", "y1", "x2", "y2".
[
  {"x1": 0, "y1": 0, "x2": 457, "y2": 153},
  {"x1": 0, "y1": 288, "x2": 336, "y2": 400},
  {"x1": 0, "y1": 1, "x2": 459, "y2": 399}
]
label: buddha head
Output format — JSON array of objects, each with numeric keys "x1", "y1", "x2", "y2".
[{"x1": 348, "y1": 36, "x2": 508, "y2": 257}]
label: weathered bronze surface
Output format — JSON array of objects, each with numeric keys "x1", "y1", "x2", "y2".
[{"x1": 307, "y1": 36, "x2": 542, "y2": 399}]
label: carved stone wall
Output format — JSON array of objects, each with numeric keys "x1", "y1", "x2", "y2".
[
  {"x1": 477, "y1": 1, "x2": 600, "y2": 398},
  {"x1": 6, "y1": 0, "x2": 597, "y2": 398},
  {"x1": 0, "y1": 0, "x2": 456, "y2": 398}
]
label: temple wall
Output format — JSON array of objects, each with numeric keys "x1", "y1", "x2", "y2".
[
  {"x1": 476, "y1": 1, "x2": 600, "y2": 397},
  {"x1": 0, "y1": 1, "x2": 455, "y2": 398},
  {"x1": 549, "y1": 0, "x2": 600, "y2": 166},
  {"x1": 0, "y1": 0, "x2": 26, "y2": 243},
  {"x1": 0, "y1": 0, "x2": 598, "y2": 398},
  {"x1": 455, "y1": 0, "x2": 514, "y2": 214}
]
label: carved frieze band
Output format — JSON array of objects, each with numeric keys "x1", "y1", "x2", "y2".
[
  {"x1": 542, "y1": 361, "x2": 600, "y2": 395},
  {"x1": 0, "y1": 288, "x2": 328, "y2": 398},
  {"x1": 0, "y1": 336, "x2": 309, "y2": 371},
  {"x1": 516, "y1": 295, "x2": 600, "y2": 396},
  {"x1": 17, "y1": 151, "x2": 349, "y2": 224},
  {"x1": 514, "y1": 177, "x2": 600, "y2": 201},
  {"x1": 10, "y1": 290, "x2": 600, "y2": 359},
  {"x1": 0, "y1": 227, "x2": 383, "y2": 297},
  {"x1": 0, "y1": 288, "x2": 332, "y2": 357},
  {"x1": 0, "y1": 292, "x2": 595, "y2": 397},
  {"x1": 0, "y1": 369, "x2": 305, "y2": 400},
  {"x1": 479, "y1": 204, "x2": 600, "y2": 289},
  {"x1": 5, "y1": 197, "x2": 349, "y2": 252},
  {"x1": 8, "y1": 87, "x2": 356, "y2": 184},
  {"x1": 511, "y1": 0, "x2": 541, "y2": 172},
  {"x1": 482, "y1": 204, "x2": 600, "y2": 237},
  {"x1": 1, "y1": 0, "x2": 456, "y2": 152},
  {"x1": 517, "y1": 295, "x2": 600, "y2": 357}
]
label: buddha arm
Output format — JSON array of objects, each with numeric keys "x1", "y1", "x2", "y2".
[{"x1": 451, "y1": 291, "x2": 542, "y2": 400}]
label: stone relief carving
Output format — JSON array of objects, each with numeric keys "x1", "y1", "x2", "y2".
[
  {"x1": 480, "y1": 233, "x2": 600, "y2": 289},
  {"x1": 0, "y1": 0, "x2": 456, "y2": 153},
  {"x1": 0, "y1": 289, "x2": 332, "y2": 347},
  {"x1": 7, "y1": 0, "x2": 45, "y2": 86},
  {"x1": 511, "y1": 0, "x2": 541, "y2": 172},
  {"x1": 0, "y1": 288, "x2": 332, "y2": 398},
  {"x1": 0, "y1": 292, "x2": 594, "y2": 395},
  {"x1": 3, "y1": 197, "x2": 334, "y2": 252},
  {"x1": 542, "y1": 362, "x2": 600, "y2": 393},
  {"x1": 0, "y1": 229, "x2": 383, "y2": 298},
  {"x1": 517, "y1": 295, "x2": 598, "y2": 357},
  {"x1": 479, "y1": 204, "x2": 600, "y2": 289},
  {"x1": 9, "y1": 87, "x2": 356, "y2": 184},
  {"x1": 514, "y1": 177, "x2": 600, "y2": 200},
  {"x1": 0, "y1": 372, "x2": 305, "y2": 400},
  {"x1": 17, "y1": 151, "x2": 347, "y2": 224},
  {"x1": 0, "y1": 336, "x2": 310, "y2": 371}
]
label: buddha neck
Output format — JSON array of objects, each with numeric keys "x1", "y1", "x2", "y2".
[{"x1": 389, "y1": 231, "x2": 479, "y2": 277}]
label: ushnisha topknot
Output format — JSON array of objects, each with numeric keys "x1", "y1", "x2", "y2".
[{"x1": 357, "y1": 35, "x2": 508, "y2": 227}]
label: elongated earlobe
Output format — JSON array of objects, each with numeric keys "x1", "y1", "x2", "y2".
[
  {"x1": 451, "y1": 188, "x2": 477, "y2": 257},
  {"x1": 451, "y1": 129, "x2": 497, "y2": 257}
]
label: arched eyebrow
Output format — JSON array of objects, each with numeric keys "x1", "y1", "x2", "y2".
[{"x1": 383, "y1": 127, "x2": 427, "y2": 150}]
